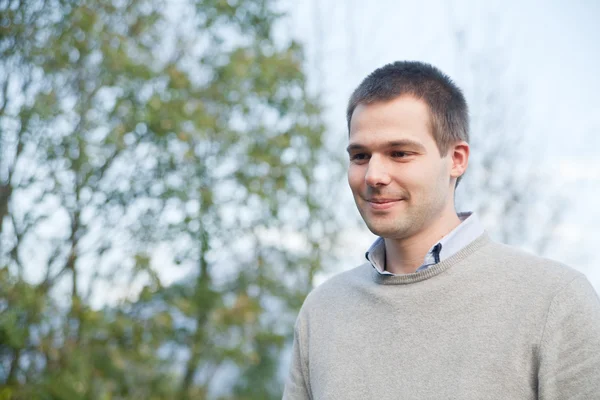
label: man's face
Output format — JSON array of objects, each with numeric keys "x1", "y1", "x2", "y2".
[{"x1": 347, "y1": 96, "x2": 456, "y2": 240}]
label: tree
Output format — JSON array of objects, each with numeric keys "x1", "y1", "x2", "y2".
[
  {"x1": 450, "y1": 17, "x2": 563, "y2": 255},
  {"x1": 0, "y1": 0, "x2": 339, "y2": 398}
]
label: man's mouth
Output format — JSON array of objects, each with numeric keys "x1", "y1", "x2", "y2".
[
  {"x1": 368, "y1": 198, "x2": 399, "y2": 204},
  {"x1": 366, "y1": 198, "x2": 403, "y2": 210}
]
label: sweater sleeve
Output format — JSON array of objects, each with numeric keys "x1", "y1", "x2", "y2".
[
  {"x1": 538, "y1": 274, "x2": 600, "y2": 400},
  {"x1": 282, "y1": 314, "x2": 311, "y2": 400}
]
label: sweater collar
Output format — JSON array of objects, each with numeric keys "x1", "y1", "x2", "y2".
[{"x1": 371, "y1": 232, "x2": 491, "y2": 285}]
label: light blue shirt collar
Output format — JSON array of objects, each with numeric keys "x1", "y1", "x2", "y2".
[{"x1": 366, "y1": 212, "x2": 485, "y2": 275}]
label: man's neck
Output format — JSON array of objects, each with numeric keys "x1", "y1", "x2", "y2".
[{"x1": 384, "y1": 211, "x2": 462, "y2": 274}]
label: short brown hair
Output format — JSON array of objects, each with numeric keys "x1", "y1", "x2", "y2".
[{"x1": 347, "y1": 61, "x2": 469, "y2": 156}]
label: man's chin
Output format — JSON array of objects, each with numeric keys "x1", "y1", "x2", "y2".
[{"x1": 365, "y1": 221, "x2": 406, "y2": 239}]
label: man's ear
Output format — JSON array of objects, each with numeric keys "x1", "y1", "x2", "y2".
[{"x1": 449, "y1": 141, "x2": 469, "y2": 180}]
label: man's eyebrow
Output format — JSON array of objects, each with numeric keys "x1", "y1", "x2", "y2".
[
  {"x1": 346, "y1": 143, "x2": 367, "y2": 153},
  {"x1": 346, "y1": 140, "x2": 426, "y2": 153}
]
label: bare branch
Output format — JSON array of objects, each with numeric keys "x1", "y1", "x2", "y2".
[{"x1": 0, "y1": 73, "x2": 10, "y2": 116}]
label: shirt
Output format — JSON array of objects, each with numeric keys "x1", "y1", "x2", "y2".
[{"x1": 365, "y1": 212, "x2": 484, "y2": 275}]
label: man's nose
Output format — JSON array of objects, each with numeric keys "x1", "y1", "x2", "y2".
[{"x1": 365, "y1": 155, "x2": 391, "y2": 187}]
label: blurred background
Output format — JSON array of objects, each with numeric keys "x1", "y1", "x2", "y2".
[{"x1": 1, "y1": 0, "x2": 598, "y2": 398}]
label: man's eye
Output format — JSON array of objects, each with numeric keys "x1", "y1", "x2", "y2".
[
  {"x1": 350, "y1": 153, "x2": 369, "y2": 161},
  {"x1": 391, "y1": 151, "x2": 408, "y2": 158}
]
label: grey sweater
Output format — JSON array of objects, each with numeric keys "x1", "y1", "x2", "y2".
[{"x1": 283, "y1": 233, "x2": 600, "y2": 399}]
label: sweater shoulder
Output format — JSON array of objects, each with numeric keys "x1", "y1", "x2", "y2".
[
  {"x1": 298, "y1": 263, "x2": 371, "y2": 314},
  {"x1": 479, "y1": 240, "x2": 583, "y2": 288}
]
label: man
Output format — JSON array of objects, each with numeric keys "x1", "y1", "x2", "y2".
[{"x1": 283, "y1": 61, "x2": 600, "y2": 399}]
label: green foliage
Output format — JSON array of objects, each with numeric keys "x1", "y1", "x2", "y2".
[{"x1": 0, "y1": 0, "x2": 340, "y2": 398}]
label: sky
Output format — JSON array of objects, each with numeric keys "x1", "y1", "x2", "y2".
[
  {"x1": 284, "y1": 0, "x2": 600, "y2": 291},
  {"x1": 25, "y1": 0, "x2": 597, "y2": 308}
]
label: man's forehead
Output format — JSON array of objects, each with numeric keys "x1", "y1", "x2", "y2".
[{"x1": 350, "y1": 97, "x2": 431, "y2": 128}]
